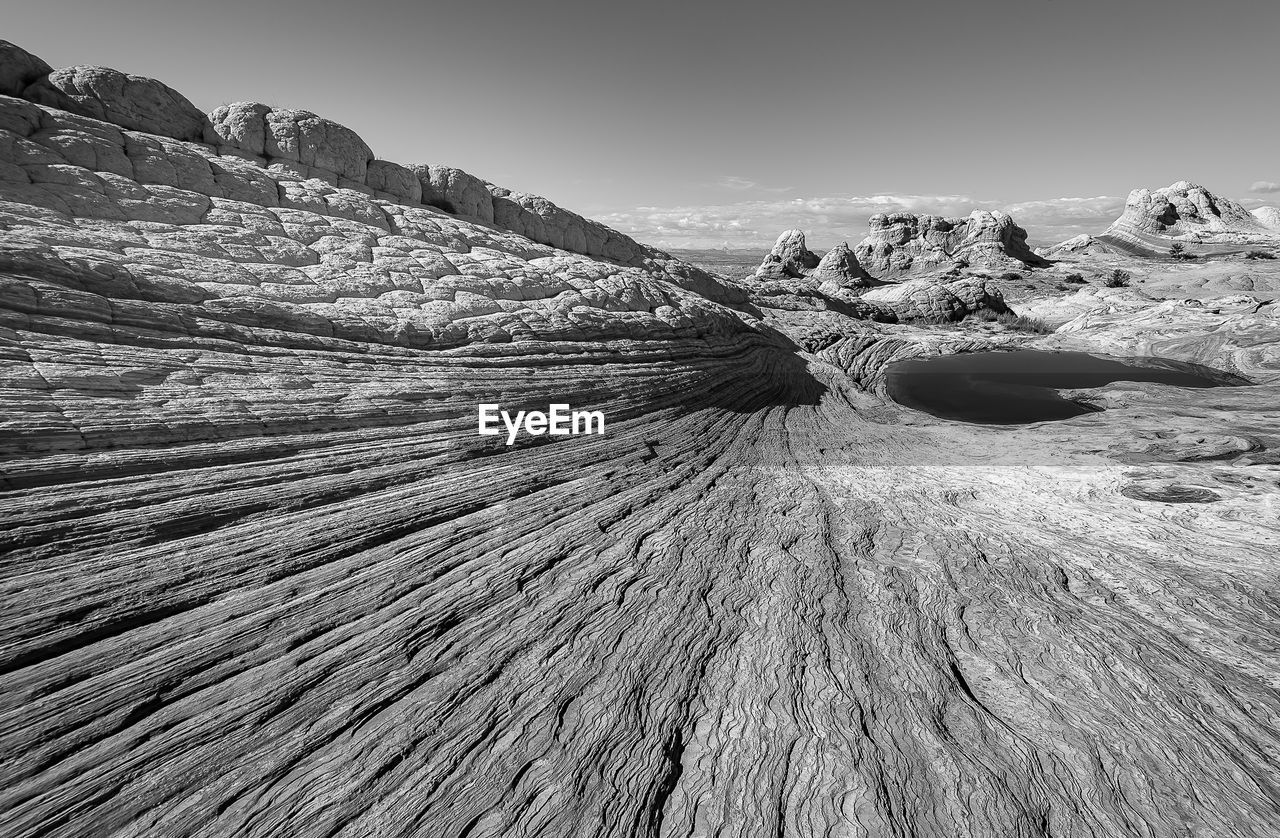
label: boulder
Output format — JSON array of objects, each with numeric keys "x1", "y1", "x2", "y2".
[
  {"x1": 366, "y1": 159, "x2": 421, "y2": 205},
  {"x1": 207, "y1": 103, "x2": 374, "y2": 183},
  {"x1": 754, "y1": 229, "x2": 819, "y2": 279},
  {"x1": 413, "y1": 164, "x2": 494, "y2": 224},
  {"x1": 23, "y1": 65, "x2": 207, "y2": 142},
  {"x1": 0, "y1": 40, "x2": 52, "y2": 97}
]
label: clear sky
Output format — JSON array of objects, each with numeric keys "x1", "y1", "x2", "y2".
[{"x1": 7, "y1": 0, "x2": 1280, "y2": 249}]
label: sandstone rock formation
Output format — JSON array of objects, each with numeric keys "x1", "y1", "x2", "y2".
[
  {"x1": 207, "y1": 102, "x2": 374, "y2": 184},
  {"x1": 1099, "y1": 181, "x2": 1279, "y2": 254},
  {"x1": 754, "y1": 229, "x2": 820, "y2": 278},
  {"x1": 810, "y1": 241, "x2": 884, "y2": 293},
  {"x1": 0, "y1": 40, "x2": 51, "y2": 98},
  {"x1": 1046, "y1": 233, "x2": 1121, "y2": 257},
  {"x1": 860, "y1": 275, "x2": 1008, "y2": 322},
  {"x1": 1252, "y1": 206, "x2": 1280, "y2": 232},
  {"x1": 413, "y1": 163, "x2": 494, "y2": 223},
  {"x1": 854, "y1": 209, "x2": 1047, "y2": 276},
  {"x1": 23, "y1": 65, "x2": 208, "y2": 143},
  {"x1": 2, "y1": 40, "x2": 1280, "y2": 838}
]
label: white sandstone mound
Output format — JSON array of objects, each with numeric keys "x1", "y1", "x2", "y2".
[
  {"x1": 1099, "y1": 181, "x2": 1279, "y2": 254},
  {"x1": 1252, "y1": 206, "x2": 1280, "y2": 232},
  {"x1": 853, "y1": 209, "x2": 1046, "y2": 275},
  {"x1": 754, "y1": 229, "x2": 821, "y2": 279}
]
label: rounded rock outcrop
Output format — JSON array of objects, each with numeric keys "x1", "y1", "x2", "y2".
[
  {"x1": 413, "y1": 164, "x2": 495, "y2": 224},
  {"x1": 207, "y1": 103, "x2": 375, "y2": 184},
  {"x1": 0, "y1": 40, "x2": 52, "y2": 98},
  {"x1": 810, "y1": 241, "x2": 884, "y2": 294},
  {"x1": 854, "y1": 210, "x2": 1045, "y2": 275},
  {"x1": 22, "y1": 64, "x2": 207, "y2": 142},
  {"x1": 1099, "y1": 181, "x2": 1278, "y2": 253},
  {"x1": 754, "y1": 229, "x2": 820, "y2": 279}
]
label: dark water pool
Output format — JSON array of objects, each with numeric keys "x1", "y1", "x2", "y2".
[{"x1": 886, "y1": 350, "x2": 1247, "y2": 424}]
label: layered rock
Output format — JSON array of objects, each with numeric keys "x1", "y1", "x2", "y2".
[
  {"x1": 3, "y1": 41, "x2": 1280, "y2": 838},
  {"x1": 854, "y1": 209, "x2": 1047, "y2": 275},
  {"x1": 1099, "y1": 181, "x2": 1279, "y2": 254}
]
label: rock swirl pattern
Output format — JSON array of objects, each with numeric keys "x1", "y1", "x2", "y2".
[{"x1": 2, "y1": 40, "x2": 1280, "y2": 838}]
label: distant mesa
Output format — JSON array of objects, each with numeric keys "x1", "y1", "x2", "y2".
[
  {"x1": 853, "y1": 209, "x2": 1048, "y2": 276},
  {"x1": 1097, "y1": 180, "x2": 1279, "y2": 255}
]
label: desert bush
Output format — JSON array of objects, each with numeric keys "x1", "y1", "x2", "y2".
[
  {"x1": 971, "y1": 309, "x2": 1055, "y2": 333},
  {"x1": 1064, "y1": 273, "x2": 1087, "y2": 283},
  {"x1": 999, "y1": 271, "x2": 1023, "y2": 281},
  {"x1": 1104, "y1": 269, "x2": 1131, "y2": 288},
  {"x1": 1170, "y1": 243, "x2": 1196, "y2": 260},
  {"x1": 1245, "y1": 250, "x2": 1277, "y2": 260}
]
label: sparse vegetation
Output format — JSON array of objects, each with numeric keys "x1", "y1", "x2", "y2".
[
  {"x1": 1064, "y1": 273, "x2": 1087, "y2": 284},
  {"x1": 999, "y1": 271, "x2": 1023, "y2": 281},
  {"x1": 1104, "y1": 269, "x2": 1131, "y2": 288},
  {"x1": 1169, "y1": 243, "x2": 1196, "y2": 261},
  {"x1": 1245, "y1": 250, "x2": 1277, "y2": 260},
  {"x1": 973, "y1": 309, "x2": 1056, "y2": 333}
]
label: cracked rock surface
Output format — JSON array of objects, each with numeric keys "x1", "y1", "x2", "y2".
[{"x1": 2, "y1": 40, "x2": 1280, "y2": 838}]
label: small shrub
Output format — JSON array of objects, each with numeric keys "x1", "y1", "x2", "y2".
[
  {"x1": 995, "y1": 311, "x2": 1054, "y2": 333},
  {"x1": 1169, "y1": 243, "x2": 1195, "y2": 260},
  {"x1": 968, "y1": 309, "x2": 1054, "y2": 333},
  {"x1": 1064, "y1": 273, "x2": 1087, "y2": 284},
  {"x1": 999, "y1": 271, "x2": 1023, "y2": 281},
  {"x1": 1104, "y1": 269, "x2": 1131, "y2": 288},
  {"x1": 1245, "y1": 250, "x2": 1277, "y2": 260}
]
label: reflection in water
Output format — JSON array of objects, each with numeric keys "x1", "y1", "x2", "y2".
[{"x1": 886, "y1": 350, "x2": 1246, "y2": 425}]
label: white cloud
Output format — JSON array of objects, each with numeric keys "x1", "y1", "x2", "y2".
[
  {"x1": 598, "y1": 193, "x2": 1125, "y2": 251},
  {"x1": 1249, "y1": 180, "x2": 1280, "y2": 194},
  {"x1": 710, "y1": 175, "x2": 794, "y2": 193}
]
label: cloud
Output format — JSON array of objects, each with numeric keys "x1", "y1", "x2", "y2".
[
  {"x1": 598, "y1": 193, "x2": 1125, "y2": 251},
  {"x1": 1249, "y1": 181, "x2": 1280, "y2": 194},
  {"x1": 710, "y1": 175, "x2": 794, "y2": 194}
]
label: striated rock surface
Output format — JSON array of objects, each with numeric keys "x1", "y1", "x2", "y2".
[
  {"x1": 854, "y1": 209, "x2": 1046, "y2": 276},
  {"x1": 23, "y1": 65, "x2": 207, "y2": 143},
  {"x1": 2, "y1": 41, "x2": 1280, "y2": 838},
  {"x1": 1099, "y1": 181, "x2": 1279, "y2": 254}
]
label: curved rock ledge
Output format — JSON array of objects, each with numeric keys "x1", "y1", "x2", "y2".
[{"x1": 2, "y1": 40, "x2": 1280, "y2": 838}]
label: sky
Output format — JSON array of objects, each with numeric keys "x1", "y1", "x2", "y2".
[{"x1": 7, "y1": 0, "x2": 1280, "y2": 250}]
